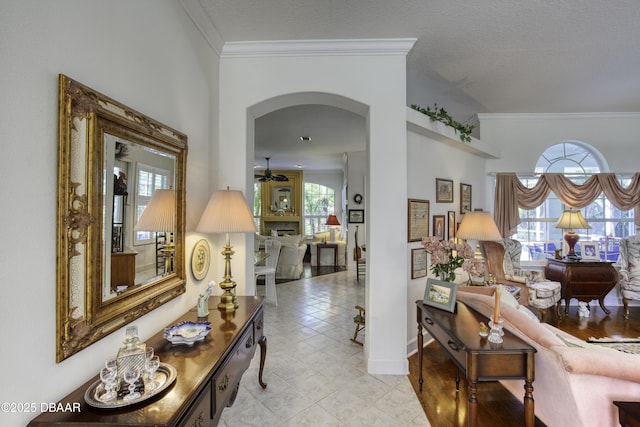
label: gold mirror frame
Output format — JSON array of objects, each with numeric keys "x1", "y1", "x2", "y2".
[{"x1": 56, "y1": 75, "x2": 187, "y2": 362}]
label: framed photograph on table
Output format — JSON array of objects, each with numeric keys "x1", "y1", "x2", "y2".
[
  {"x1": 411, "y1": 248, "x2": 428, "y2": 279},
  {"x1": 433, "y1": 215, "x2": 445, "y2": 240},
  {"x1": 408, "y1": 199, "x2": 430, "y2": 242},
  {"x1": 436, "y1": 178, "x2": 454, "y2": 203},
  {"x1": 348, "y1": 209, "x2": 365, "y2": 223},
  {"x1": 447, "y1": 211, "x2": 456, "y2": 241},
  {"x1": 582, "y1": 242, "x2": 599, "y2": 260},
  {"x1": 423, "y1": 278, "x2": 458, "y2": 312},
  {"x1": 460, "y1": 183, "x2": 472, "y2": 214}
]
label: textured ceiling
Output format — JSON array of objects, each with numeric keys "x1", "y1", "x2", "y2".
[{"x1": 186, "y1": 0, "x2": 640, "y2": 170}]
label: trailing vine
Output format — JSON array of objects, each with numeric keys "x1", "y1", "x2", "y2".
[{"x1": 410, "y1": 103, "x2": 475, "y2": 143}]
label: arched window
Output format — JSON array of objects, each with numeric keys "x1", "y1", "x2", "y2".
[
  {"x1": 303, "y1": 182, "x2": 335, "y2": 235},
  {"x1": 517, "y1": 141, "x2": 633, "y2": 261}
]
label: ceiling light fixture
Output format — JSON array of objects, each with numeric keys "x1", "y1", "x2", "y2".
[{"x1": 299, "y1": 136, "x2": 311, "y2": 142}]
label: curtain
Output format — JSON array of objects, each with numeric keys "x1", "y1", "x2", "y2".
[{"x1": 494, "y1": 172, "x2": 640, "y2": 237}]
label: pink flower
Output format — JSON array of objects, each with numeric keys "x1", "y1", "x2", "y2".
[{"x1": 421, "y1": 237, "x2": 480, "y2": 281}]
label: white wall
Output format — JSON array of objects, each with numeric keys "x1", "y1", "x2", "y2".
[
  {"x1": 0, "y1": 2, "x2": 217, "y2": 425},
  {"x1": 480, "y1": 113, "x2": 640, "y2": 174},
  {"x1": 346, "y1": 151, "x2": 367, "y2": 270},
  {"x1": 405, "y1": 129, "x2": 488, "y2": 352},
  {"x1": 219, "y1": 42, "x2": 413, "y2": 374}
]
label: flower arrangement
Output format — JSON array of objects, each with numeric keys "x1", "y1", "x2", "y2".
[{"x1": 421, "y1": 236, "x2": 485, "y2": 282}]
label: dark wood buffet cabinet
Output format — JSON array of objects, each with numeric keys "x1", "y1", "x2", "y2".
[
  {"x1": 545, "y1": 258, "x2": 618, "y2": 315},
  {"x1": 29, "y1": 296, "x2": 267, "y2": 427}
]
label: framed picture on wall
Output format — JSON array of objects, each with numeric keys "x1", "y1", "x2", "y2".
[
  {"x1": 436, "y1": 178, "x2": 454, "y2": 203},
  {"x1": 348, "y1": 209, "x2": 365, "y2": 223},
  {"x1": 460, "y1": 183, "x2": 472, "y2": 214},
  {"x1": 408, "y1": 199, "x2": 430, "y2": 242},
  {"x1": 447, "y1": 211, "x2": 456, "y2": 241},
  {"x1": 411, "y1": 248, "x2": 428, "y2": 279},
  {"x1": 433, "y1": 215, "x2": 445, "y2": 240}
]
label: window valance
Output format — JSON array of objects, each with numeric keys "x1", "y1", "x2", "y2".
[{"x1": 494, "y1": 172, "x2": 640, "y2": 237}]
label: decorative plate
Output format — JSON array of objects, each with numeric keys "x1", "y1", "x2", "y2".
[
  {"x1": 84, "y1": 362, "x2": 177, "y2": 409},
  {"x1": 163, "y1": 321, "x2": 212, "y2": 346},
  {"x1": 191, "y1": 239, "x2": 210, "y2": 281}
]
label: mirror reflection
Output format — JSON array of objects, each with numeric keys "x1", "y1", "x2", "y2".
[
  {"x1": 270, "y1": 186, "x2": 292, "y2": 213},
  {"x1": 103, "y1": 135, "x2": 176, "y2": 301}
]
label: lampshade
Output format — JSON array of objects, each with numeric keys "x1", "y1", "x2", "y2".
[
  {"x1": 555, "y1": 209, "x2": 590, "y2": 259},
  {"x1": 555, "y1": 209, "x2": 591, "y2": 231},
  {"x1": 456, "y1": 211, "x2": 502, "y2": 241},
  {"x1": 325, "y1": 214, "x2": 341, "y2": 226},
  {"x1": 134, "y1": 189, "x2": 175, "y2": 232},
  {"x1": 196, "y1": 188, "x2": 258, "y2": 234}
]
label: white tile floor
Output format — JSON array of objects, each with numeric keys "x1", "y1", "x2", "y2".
[{"x1": 220, "y1": 270, "x2": 430, "y2": 426}]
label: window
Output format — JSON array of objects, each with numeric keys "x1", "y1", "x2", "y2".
[
  {"x1": 515, "y1": 142, "x2": 633, "y2": 260},
  {"x1": 303, "y1": 183, "x2": 335, "y2": 235},
  {"x1": 135, "y1": 164, "x2": 170, "y2": 243}
]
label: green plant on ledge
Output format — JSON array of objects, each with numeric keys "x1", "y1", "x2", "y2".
[{"x1": 411, "y1": 103, "x2": 475, "y2": 143}]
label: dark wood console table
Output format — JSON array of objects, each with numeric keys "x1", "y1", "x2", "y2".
[
  {"x1": 416, "y1": 301, "x2": 536, "y2": 427},
  {"x1": 29, "y1": 296, "x2": 267, "y2": 427},
  {"x1": 544, "y1": 258, "x2": 618, "y2": 315}
]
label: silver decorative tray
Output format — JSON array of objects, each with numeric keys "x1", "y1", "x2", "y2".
[{"x1": 84, "y1": 362, "x2": 177, "y2": 409}]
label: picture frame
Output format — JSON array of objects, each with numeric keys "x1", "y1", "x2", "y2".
[
  {"x1": 436, "y1": 178, "x2": 454, "y2": 203},
  {"x1": 423, "y1": 278, "x2": 458, "y2": 312},
  {"x1": 581, "y1": 242, "x2": 599, "y2": 260},
  {"x1": 408, "y1": 199, "x2": 430, "y2": 242},
  {"x1": 411, "y1": 248, "x2": 428, "y2": 279},
  {"x1": 447, "y1": 211, "x2": 456, "y2": 241},
  {"x1": 460, "y1": 183, "x2": 472, "y2": 214},
  {"x1": 348, "y1": 209, "x2": 365, "y2": 223},
  {"x1": 433, "y1": 215, "x2": 445, "y2": 240}
]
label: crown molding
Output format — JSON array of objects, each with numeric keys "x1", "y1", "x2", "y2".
[
  {"x1": 478, "y1": 112, "x2": 640, "y2": 121},
  {"x1": 221, "y1": 38, "x2": 417, "y2": 58},
  {"x1": 179, "y1": 0, "x2": 225, "y2": 55}
]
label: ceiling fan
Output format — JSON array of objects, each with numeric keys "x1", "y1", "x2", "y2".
[{"x1": 254, "y1": 157, "x2": 289, "y2": 182}]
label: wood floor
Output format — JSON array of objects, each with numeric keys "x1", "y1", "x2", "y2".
[{"x1": 407, "y1": 303, "x2": 640, "y2": 427}]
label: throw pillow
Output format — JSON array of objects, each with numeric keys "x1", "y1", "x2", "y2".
[
  {"x1": 499, "y1": 287, "x2": 520, "y2": 309},
  {"x1": 313, "y1": 231, "x2": 330, "y2": 242}
]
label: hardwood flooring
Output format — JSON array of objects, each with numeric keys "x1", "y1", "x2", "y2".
[{"x1": 407, "y1": 303, "x2": 640, "y2": 427}]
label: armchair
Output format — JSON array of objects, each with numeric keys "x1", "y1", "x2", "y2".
[
  {"x1": 483, "y1": 240, "x2": 561, "y2": 319},
  {"x1": 618, "y1": 235, "x2": 640, "y2": 319}
]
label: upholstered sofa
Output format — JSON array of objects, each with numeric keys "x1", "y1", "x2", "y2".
[
  {"x1": 255, "y1": 234, "x2": 307, "y2": 280},
  {"x1": 308, "y1": 231, "x2": 347, "y2": 267},
  {"x1": 455, "y1": 287, "x2": 640, "y2": 427}
]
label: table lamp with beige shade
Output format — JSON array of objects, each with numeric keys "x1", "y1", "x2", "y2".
[
  {"x1": 134, "y1": 189, "x2": 176, "y2": 274},
  {"x1": 555, "y1": 208, "x2": 590, "y2": 260},
  {"x1": 196, "y1": 187, "x2": 258, "y2": 312}
]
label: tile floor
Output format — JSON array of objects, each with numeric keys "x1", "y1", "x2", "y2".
[{"x1": 220, "y1": 270, "x2": 430, "y2": 426}]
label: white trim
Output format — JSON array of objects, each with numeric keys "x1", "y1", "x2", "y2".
[
  {"x1": 478, "y1": 112, "x2": 640, "y2": 121},
  {"x1": 179, "y1": 0, "x2": 225, "y2": 55},
  {"x1": 221, "y1": 38, "x2": 417, "y2": 58}
]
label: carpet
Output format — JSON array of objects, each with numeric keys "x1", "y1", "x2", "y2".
[{"x1": 587, "y1": 336, "x2": 640, "y2": 354}]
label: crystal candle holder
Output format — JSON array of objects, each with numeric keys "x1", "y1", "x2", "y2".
[{"x1": 488, "y1": 315, "x2": 504, "y2": 344}]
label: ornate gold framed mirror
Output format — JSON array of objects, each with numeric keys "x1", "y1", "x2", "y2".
[{"x1": 56, "y1": 75, "x2": 187, "y2": 362}]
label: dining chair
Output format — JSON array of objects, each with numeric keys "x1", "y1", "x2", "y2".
[{"x1": 254, "y1": 238, "x2": 281, "y2": 305}]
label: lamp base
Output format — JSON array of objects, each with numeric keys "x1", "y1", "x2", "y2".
[{"x1": 564, "y1": 231, "x2": 581, "y2": 261}]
